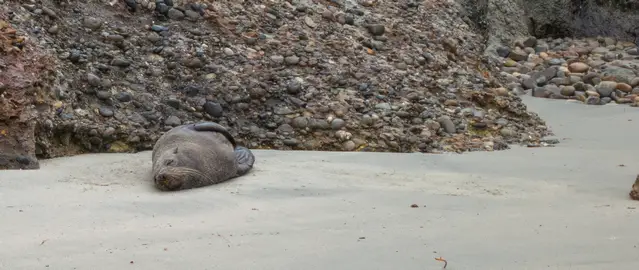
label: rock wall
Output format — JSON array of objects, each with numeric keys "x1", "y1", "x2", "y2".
[
  {"x1": 0, "y1": 11, "x2": 57, "y2": 169},
  {"x1": 478, "y1": 0, "x2": 639, "y2": 57},
  {"x1": 1, "y1": 0, "x2": 557, "y2": 170},
  {"x1": 525, "y1": 0, "x2": 639, "y2": 39}
]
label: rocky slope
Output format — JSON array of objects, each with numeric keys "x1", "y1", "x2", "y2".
[
  {"x1": 0, "y1": 0, "x2": 553, "y2": 169},
  {"x1": 496, "y1": 36, "x2": 639, "y2": 105}
]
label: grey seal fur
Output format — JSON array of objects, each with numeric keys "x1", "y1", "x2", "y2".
[{"x1": 151, "y1": 121, "x2": 255, "y2": 191}]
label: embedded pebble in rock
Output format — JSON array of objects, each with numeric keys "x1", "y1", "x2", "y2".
[
  {"x1": 291, "y1": 117, "x2": 308, "y2": 129},
  {"x1": 167, "y1": 8, "x2": 185, "y2": 20},
  {"x1": 285, "y1": 55, "x2": 300, "y2": 65},
  {"x1": 86, "y1": 73, "x2": 101, "y2": 86},
  {"x1": 111, "y1": 58, "x2": 131, "y2": 67},
  {"x1": 331, "y1": 118, "x2": 346, "y2": 130},
  {"x1": 4, "y1": 0, "x2": 555, "y2": 159},
  {"x1": 343, "y1": 140, "x2": 356, "y2": 151},
  {"x1": 287, "y1": 78, "x2": 303, "y2": 94},
  {"x1": 367, "y1": 24, "x2": 386, "y2": 36},
  {"x1": 270, "y1": 55, "x2": 284, "y2": 64},
  {"x1": 48, "y1": 25, "x2": 58, "y2": 34},
  {"x1": 164, "y1": 116, "x2": 182, "y2": 126},
  {"x1": 184, "y1": 10, "x2": 201, "y2": 21},
  {"x1": 437, "y1": 116, "x2": 456, "y2": 134},
  {"x1": 500, "y1": 128, "x2": 518, "y2": 138},
  {"x1": 304, "y1": 16, "x2": 317, "y2": 28},
  {"x1": 283, "y1": 139, "x2": 299, "y2": 147},
  {"x1": 83, "y1": 17, "x2": 102, "y2": 29},
  {"x1": 375, "y1": 103, "x2": 391, "y2": 111},
  {"x1": 115, "y1": 92, "x2": 133, "y2": 102},
  {"x1": 203, "y1": 102, "x2": 223, "y2": 117},
  {"x1": 96, "y1": 91, "x2": 112, "y2": 100},
  {"x1": 98, "y1": 107, "x2": 114, "y2": 117}
]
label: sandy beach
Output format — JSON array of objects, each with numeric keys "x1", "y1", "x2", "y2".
[{"x1": 1, "y1": 95, "x2": 639, "y2": 270}]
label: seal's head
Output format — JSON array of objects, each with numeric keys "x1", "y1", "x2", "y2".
[{"x1": 153, "y1": 157, "x2": 206, "y2": 191}]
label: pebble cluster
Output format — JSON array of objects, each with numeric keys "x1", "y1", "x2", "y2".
[
  {"x1": 497, "y1": 36, "x2": 639, "y2": 106},
  {"x1": 3, "y1": 0, "x2": 553, "y2": 158}
]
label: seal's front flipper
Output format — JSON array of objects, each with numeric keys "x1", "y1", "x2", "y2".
[
  {"x1": 192, "y1": 122, "x2": 237, "y2": 148},
  {"x1": 234, "y1": 146, "x2": 255, "y2": 176}
]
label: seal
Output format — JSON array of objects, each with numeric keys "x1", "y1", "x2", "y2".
[{"x1": 151, "y1": 121, "x2": 256, "y2": 191}]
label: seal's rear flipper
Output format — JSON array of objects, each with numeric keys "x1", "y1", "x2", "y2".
[
  {"x1": 192, "y1": 122, "x2": 237, "y2": 148},
  {"x1": 234, "y1": 146, "x2": 255, "y2": 176}
]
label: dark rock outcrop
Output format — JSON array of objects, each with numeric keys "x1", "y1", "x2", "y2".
[
  {"x1": 0, "y1": 13, "x2": 57, "y2": 169},
  {"x1": 469, "y1": 0, "x2": 639, "y2": 58}
]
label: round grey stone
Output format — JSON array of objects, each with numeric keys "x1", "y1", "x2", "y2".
[
  {"x1": 343, "y1": 140, "x2": 356, "y2": 151},
  {"x1": 87, "y1": 73, "x2": 101, "y2": 86},
  {"x1": 500, "y1": 128, "x2": 517, "y2": 138},
  {"x1": 287, "y1": 79, "x2": 302, "y2": 94},
  {"x1": 437, "y1": 116, "x2": 456, "y2": 134},
  {"x1": 560, "y1": 86, "x2": 576, "y2": 96},
  {"x1": 98, "y1": 107, "x2": 114, "y2": 117},
  {"x1": 283, "y1": 138, "x2": 299, "y2": 146},
  {"x1": 595, "y1": 81, "x2": 617, "y2": 97},
  {"x1": 167, "y1": 8, "x2": 185, "y2": 20},
  {"x1": 96, "y1": 91, "x2": 112, "y2": 100},
  {"x1": 285, "y1": 55, "x2": 300, "y2": 65},
  {"x1": 291, "y1": 117, "x2": 309, "y2": 129},
  {"x1": 115, "y1": 92, "x2": 133, "y2": 102},
  {"x1": 331, "y1": 118, "x2": 346, "y2": 130},
  {"x1": 203, "y1": 101, "x2": 223, "y2": 117},
  {"x1": 164, "y1": 115, "x2": 182, "y2": 126},
  {"x1": 367, "y1": 24, "x2": 385, "y2": 36}
]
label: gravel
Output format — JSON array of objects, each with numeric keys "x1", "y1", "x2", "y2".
[{"x1": 497, "y1": 36, "x2": 639, "y2": 107}]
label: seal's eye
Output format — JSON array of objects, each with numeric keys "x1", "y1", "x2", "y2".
[{"x1": 164, "y1": 159, "x2": 175, "y2": 166}]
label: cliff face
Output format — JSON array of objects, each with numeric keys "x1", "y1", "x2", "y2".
[
  {"x1": 478, "y1": 0, "x2": 639, "y2": 57},
  {"x1": 19, "y1": 0, "x2": 639, "y2": 169},
  {"x1": 525, "y1": 0, "x2": 639, "y2": 39},
  {"x1": 0, "y1": 13, "x2": 57, "y2": 169}
]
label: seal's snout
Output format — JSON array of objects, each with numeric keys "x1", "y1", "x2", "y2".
[{"x1": 155, "y1": 172, "x2": 183, "y2": 191}]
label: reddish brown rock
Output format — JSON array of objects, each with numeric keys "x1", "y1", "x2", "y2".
[
  {"x1": 616, "y1": 83, "x2": 632, "y2": 93},
  {"x1": 0, "y1": 16, "x2": 56, "y2": 170},
  {"x1": 568, "y1": 62, "x2": 590, "y2": 73}
]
